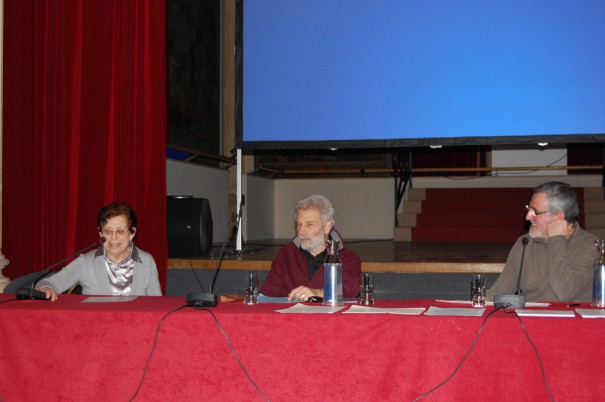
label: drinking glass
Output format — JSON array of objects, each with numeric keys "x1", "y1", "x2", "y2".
[
  {"x1": 244, "y1": 273, "x2": 259, "y2": 305},
  {"x1": 471, "y1": 274, "x2": 486, "y2": 307},
  {"x1": 358, "y1": 273, "x2": 375, "y2": 306}
]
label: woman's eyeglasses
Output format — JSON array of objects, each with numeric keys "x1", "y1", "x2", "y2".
[{"x1": 101, "y1": 228, "x2": 130, "y2": 238}]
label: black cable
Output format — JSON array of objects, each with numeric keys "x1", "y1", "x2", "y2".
[
  {"x1": 513, "y1": 313, "x2": 555, "y2": 402},
  {"x1": 413, "y1": 307, "x2": 502, "y2": 401},
  {"x1": 187, "y1": 259, "x2": 207, "y2": 293},
  {"x1": 209, "y1": 232, "x2": 230, "y2": 294},
  {"x1": 196, "y1": 307, "x2": 270, "y2": 401},
  {"x1": 129, "y1": 304, "x2": 189, "y2": 401},
  {"x1": 210, "y1": 208, "x2": 244, "y2": 294},
  {"x1": 0, "y1": 297, "x2": 18, "y2": 304}
]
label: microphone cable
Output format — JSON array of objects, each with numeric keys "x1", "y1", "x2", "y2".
[
  {"x1": 209, "y1": 229, "x2": 231, "y2": 295},
  {"x1": 0, "y1": 297, "x2": 18, "y2": 304},
  {"x1": 128, "y1": 304, "x2": 269, "y2": 401},
  {"x1": 129, "y1": 303, "x2": 189, "y2": 402},
  {"x1": 185, "y1": 211, "x2": 241, "y2": 307},
  {"x1": 194, "y1": 307, "x2": 270, "y2": 401},
  {"x1": 413, "y1": 306, "x2": 503, "y2": 401},
  {"x1": 187, "y1": 258, "x2": 208, "y2": 293},
  {"x1": 209, "y1": 202, "x2": 244, "y2": 295},
  {"x1": 513, "y1": 313, "x2": 555, "y2": 402}
]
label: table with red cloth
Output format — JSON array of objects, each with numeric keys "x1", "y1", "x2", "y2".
[{"x1": 0, "y1": 294, "x2": 603, "y2": 401}]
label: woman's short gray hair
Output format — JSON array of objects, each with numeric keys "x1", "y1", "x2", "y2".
[
  {"x1": 295, "y1": 194, "x2": 335, "y2": 226},
  {"x1": 534, "y1": 181, "x2": 579, "y2": 223}
]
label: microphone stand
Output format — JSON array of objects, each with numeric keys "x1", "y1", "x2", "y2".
[
  {"x1": 16, "y1": 238, "x2": 106, "y2": 300},
  {"x1": 186, "y1": 203, "x2": 245, "y2": 307},
  {"x1": 494, "y1": 237, "x2": 529, "y2": 309}
]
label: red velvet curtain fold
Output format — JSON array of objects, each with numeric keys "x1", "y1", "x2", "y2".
[{"x1": 2, "y1": 0, "x2": 168, "y2": 291}]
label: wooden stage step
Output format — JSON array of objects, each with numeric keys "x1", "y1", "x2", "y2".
[{"x1": 396, "y1": 186, "x2": 595, "y2": 242}]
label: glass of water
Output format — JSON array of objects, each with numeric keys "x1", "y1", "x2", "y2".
[
  {"x1": 471, "y1": 274, "x2": 486, "y2": 308},
  {"x1": 244, "y1": 273, "x2": 259, "y2": 305}
]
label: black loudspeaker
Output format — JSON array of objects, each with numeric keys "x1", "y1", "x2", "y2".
[{"x1": 166, "y1": 196, "x2": 213, "y2": 257}]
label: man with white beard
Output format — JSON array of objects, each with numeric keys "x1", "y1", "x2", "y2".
[{"x1": 260, "y1": 194, "x2": 361, "y2": 301}]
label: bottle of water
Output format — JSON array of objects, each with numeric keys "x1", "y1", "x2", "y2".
[
  {"x1": 592, "y1": 239, "x2": 605, "y2": 308},
  {"x1": 323, "y1": 239, "x2": 344, "y2": 306}
]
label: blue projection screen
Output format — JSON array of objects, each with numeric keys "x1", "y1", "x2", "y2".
[{"x1": 237, "y1": 0, "x2": 605, "y2": 150}]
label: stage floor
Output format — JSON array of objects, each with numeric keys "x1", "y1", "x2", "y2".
[{"x1": 168, "y1": 240, "x2": 511, "y2": 274}]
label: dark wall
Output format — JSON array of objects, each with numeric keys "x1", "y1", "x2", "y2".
[
  {"x1": 167, "y1": 0, "x2": 220, "y2": 154},
  {"x1": 166, "y1": 269, "x2": 499, "y2": 301}
]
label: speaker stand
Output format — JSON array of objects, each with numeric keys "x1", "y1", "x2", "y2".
[
  {"x1": 233, "y1": 150, "x2": 265, "y2": 256},
  {"x1": 232, "y1": 244, "x2": 265, "y2": 256},
  {"x1": 229, "y1": 230, "x2": 265, "y2": 256}
]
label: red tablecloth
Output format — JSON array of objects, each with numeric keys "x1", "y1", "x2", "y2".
[{"x1": 0, "y1": 294, "x2": 603, "y2": 401}]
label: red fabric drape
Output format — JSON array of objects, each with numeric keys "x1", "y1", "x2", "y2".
[{"x1": 2, "y1": 0, "x2": 168, "y2": 291}]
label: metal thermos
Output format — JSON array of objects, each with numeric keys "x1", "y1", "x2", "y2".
[
  {"x1": 593, "y1": 240, "x2": 605, "y2": 308},
  {"x1": 323, "y1": 239, "x2": 344, "y2": 306}
]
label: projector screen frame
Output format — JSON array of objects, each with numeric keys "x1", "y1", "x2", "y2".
[{"x1": 234, "y1": 0, "x2": 605, "y2": 152}]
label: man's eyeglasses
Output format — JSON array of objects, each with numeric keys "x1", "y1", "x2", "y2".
[
  {"x1": 525, "y1": 204, "x2": 549, "y2": 216},
  {"x1": 101, "y1": 228, "x2": 130, "y2": 238}
]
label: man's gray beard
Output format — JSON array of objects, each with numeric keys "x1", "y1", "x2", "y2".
[
  {"x1": 528, "y1": 222, "x2": 544, "y2": 239},
  {"x1": 299, "y1": 234, "x2": 325, "y2": 253}
]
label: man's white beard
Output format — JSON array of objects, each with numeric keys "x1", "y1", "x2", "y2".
[{"x1": 299, "y1": 233, "x2": 325, "y2": 253}]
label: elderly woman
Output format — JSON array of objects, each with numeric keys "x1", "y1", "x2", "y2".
[{"x1": 36, "y1": 202, "x2": 162, "y2": 301}]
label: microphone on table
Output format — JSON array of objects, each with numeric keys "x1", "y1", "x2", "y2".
[
  {"x1": 16, "y1": 237, "x2": 106, "y2": 300},
  {"x1": 186, "y1": 195, "x2": 245, "y2": 307},
  {"x1": 494, "y1": 236, "x2": 529, "y2": 309}
]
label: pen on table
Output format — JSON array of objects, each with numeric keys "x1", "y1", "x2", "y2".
[{"x1": 567, "y1": 303, "x2": 580, "y2": 308}]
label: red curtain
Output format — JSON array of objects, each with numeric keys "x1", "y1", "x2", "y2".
[{"x1": 2, "y1": 0, "x2": 168, "y2": 291}]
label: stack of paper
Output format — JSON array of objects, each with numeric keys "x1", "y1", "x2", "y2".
[
  {"x1": 343, "y1": 305, "x2": 425, "y2": 315},
  {"x1": 575, "y1": 309, "x2": 605, "y2": 318},
  {"x1": 515, "y1": 309, "x2": 575, "y2": 318},
  {"x1": 275, "y1": 304, "x2": 346, "y2": 314},
  {"x1": 424, "y1": 306, "x2": 485, "y2": 316}
]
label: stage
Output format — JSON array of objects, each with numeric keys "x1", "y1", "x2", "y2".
[
  {"x1": 166, "y1": 240, "x2": 511, "y2": 300},
  {"x1": 168, "y1": 239, "x2": 510, "y2": 273}
]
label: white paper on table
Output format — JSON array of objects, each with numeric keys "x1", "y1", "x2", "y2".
[
  {"x1": 574, "y1": 309, "x2": 605, "y2": 318},
  {"x1": 257, "y1": 294, "x2": 294, "y2": 303},
  {"x1": 436, "y1": 300, "x2": 551, "y2": 308},
  {"x1": 82, "y1": 296, "x2": 138, "y2": 303},
  {"x1": 275, "y1": 304, "x2": 347, "y2": 314},
  {"x1": 515, "y1": 309, "x2": 575, "y2": 318},
  {"x1": 256, "y1": 294, "x2": 357, "y2": 304},
  {"x1": 522, "y1": 302, "x2": 551, "y2": 307},
  {"x1": 343, "y1": 305, "x2": 425, "y2": 315},
  {"x1": 424, "y1": 306, "x2": 485, "y2": 316}
]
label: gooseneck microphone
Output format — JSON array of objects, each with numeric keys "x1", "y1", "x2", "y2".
[
  {"x1": 494, "y1": 236, "x2": 529, "y2": 309},
  {"x1": 515, "y1": 236, "x2": 529, "y2": 295},
  {"x1": 186, "y1": 196, "x2": 245, "y2": 307},
  {"x1": 16, "y1": 237, "x2": 106, "y2": 300}
]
